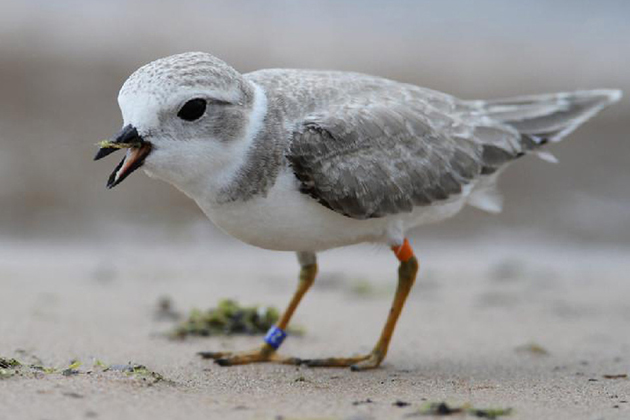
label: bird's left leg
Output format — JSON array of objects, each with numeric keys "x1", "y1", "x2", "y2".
[{"x1": 198, "y1": 252, "x2": 317, "y2": 366}]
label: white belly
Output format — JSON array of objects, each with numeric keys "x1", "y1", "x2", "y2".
[{"x1": 196, "y1": 171, "x2": 470, "y2": 252}]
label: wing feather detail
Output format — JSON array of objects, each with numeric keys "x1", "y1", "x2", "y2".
[{"x1": 287, "y1": 103, "x2": 487, "y2": 219}]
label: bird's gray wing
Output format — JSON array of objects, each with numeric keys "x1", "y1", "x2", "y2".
[{"x1": 287, "y1": 102, "x2": 518, "y2": 219}]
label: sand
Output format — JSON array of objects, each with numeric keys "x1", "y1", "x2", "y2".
[{"x1": 1, "y1": 237, "x2": 629, "y2": 420}]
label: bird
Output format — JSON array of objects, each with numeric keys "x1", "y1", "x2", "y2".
[{"x1": 94, "y1": 51, "x2": 621, "y2": 370}]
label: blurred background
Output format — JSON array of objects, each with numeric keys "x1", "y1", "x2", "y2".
[
  {"x1": 2, "y1": 5, "x2": 629, "y2": 417},
  {"x1": 0, "y1": 0, "x2": 628, "y2": 246}
]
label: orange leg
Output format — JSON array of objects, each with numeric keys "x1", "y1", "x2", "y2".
[
  {"x1": 303, "y1": 239, "x2": 419, "y2": 370},
  {"x1": 198, "y1": 252, "x2": 317, "y2": 366}
]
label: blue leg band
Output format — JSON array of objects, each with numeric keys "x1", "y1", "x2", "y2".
[{"x1": 263, "y1": 326, "x2": 287, "y2": 350}]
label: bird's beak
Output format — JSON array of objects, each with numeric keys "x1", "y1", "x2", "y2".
[{"x1": 94, "y1": 124, "x2": 152, "y2": 189}]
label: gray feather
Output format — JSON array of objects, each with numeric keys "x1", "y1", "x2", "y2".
[
  {"x1": 470, "y1": 90, "x2": 622, "y2": 142},
  {"x1": 243, "y1": 70, "x2": 620, "y2": 219},
  {"x1": 287, "y1": 103, "x2": 483, "y2": 219}
]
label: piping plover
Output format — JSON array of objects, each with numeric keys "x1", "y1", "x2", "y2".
[{"x1": 95, "y1": 52, "x2": 621, "y2": 370}]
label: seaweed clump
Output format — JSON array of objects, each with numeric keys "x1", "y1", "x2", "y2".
[
  {"x1": 0, "y1": 357, "x2": 21, "y2": 379},
  {"x1": 169, "y1": 299, "x2": 279, "y2": 339},
  {"x1": 415, "y1": 402, "x2": 513, "y2": 419},
  {"x1": 0, "y1": 355, "x2": 169, "y2": 385},
  {"x1": 0, "y1": 356, "x2": 56, "y2": 379},
  {"x1": 105, "y1": 363, "x2": 168, "y2": 384}
]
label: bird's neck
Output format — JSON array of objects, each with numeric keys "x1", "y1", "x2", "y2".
[
  {"x1": 215, "y1": 96, "x2": 287, "y2": 204},
  {"x1": 145, "y1": 82, "x2": 284, "y2": 206}
]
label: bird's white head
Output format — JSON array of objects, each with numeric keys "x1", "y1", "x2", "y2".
[{"x1": 95, "y1": 52, "x2": 267, "y2": 197}]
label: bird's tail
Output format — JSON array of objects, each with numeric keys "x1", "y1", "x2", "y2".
[
  {"x1": 474, "y1": 89, "x2": 622, "y2": 148},
  {"x1": 463, "y1": 89, "x2": 621, "y2": 214}
]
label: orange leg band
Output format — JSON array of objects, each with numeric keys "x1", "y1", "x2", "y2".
[{"x1": 391, "y1": 238, "x2": 414, "y2": 262}]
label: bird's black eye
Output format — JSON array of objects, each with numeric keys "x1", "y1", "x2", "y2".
[{"x1": 177, "y1": 98, "x2": 207, "y2": 121}]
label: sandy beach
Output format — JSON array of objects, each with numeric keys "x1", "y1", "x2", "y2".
[
  {"x1": 1, "y1": 237, "x2": 629, "y2": 420},
  {"x1": 1, "y1": 2, "x2": 629, "y2": 419}
]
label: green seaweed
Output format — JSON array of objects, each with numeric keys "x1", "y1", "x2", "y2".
[
  {"x1": 0, "y1": 355, "x2": 168, "y2": 384},
  {"x1": 0, "y1": 355, "x2": 57, "y2": 379},
  {"x1": 0, "y1": 357, "x2": 22, "y2": 379},
  {"x1": 0, "y1": 357, "x2": 21, "y2": 369},
  {"x1": 96, "y1": 140, "x2": 134, "y2": 149},
  {"x1": 62, "y1": 360, "x2": 82, "y2": 376},
  {"x1": 468, "y1": 407, "x2": 514, "y2": 419},
  {"x1": 30, "y1": 365, "x2": 57, "y2": 374},
  {"x1": 169, "y1": 299, "x2": 281, "y2": 339},
  {"x1": 128, "y1": 364, "x2": 166, "y2": 383},
  {"x1": 106, "y1": 363, "x2": 168, "y2": 384},
  {"x1": 415, "y1": 402, "x2": 513, "y2": 419}
]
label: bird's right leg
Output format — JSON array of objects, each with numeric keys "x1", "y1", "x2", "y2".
[
  {"x1": 198, "y1": 252, "x2": 317, "y2": 366},
  {"x1": 300, "y1": 238, "x2": 418, "y2": 370}
]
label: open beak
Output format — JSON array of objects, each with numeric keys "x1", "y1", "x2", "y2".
[{"x1": 94, "y1": 124, "x2": 152, "y2": 189}]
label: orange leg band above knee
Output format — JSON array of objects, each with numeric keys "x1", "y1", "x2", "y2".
[{"x1": 391, "y1": 238, "x2": 414, "y2": 262}]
